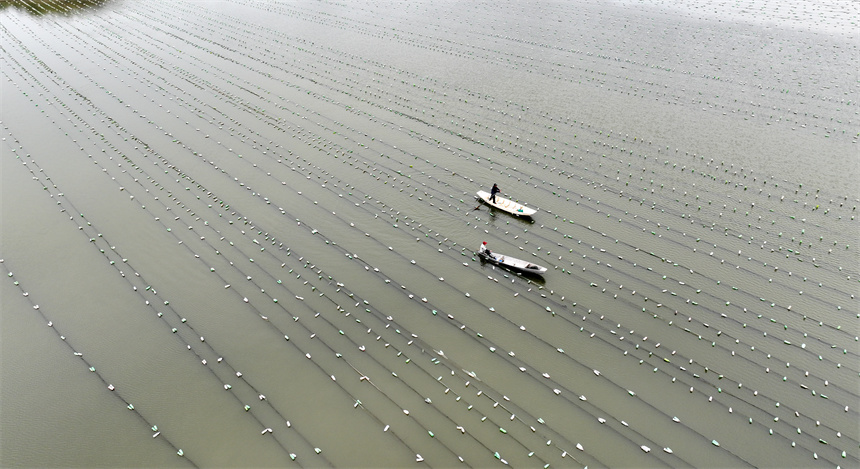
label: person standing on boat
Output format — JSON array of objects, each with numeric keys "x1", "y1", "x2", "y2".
[{"x1": 490, "y1": 183, "x2": 500, "y2": 203}]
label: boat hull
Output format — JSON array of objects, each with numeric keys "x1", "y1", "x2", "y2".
[
  {"x1": 477, "y1": 251, "x2": 547, "y2": 275},
  {"x1": 476, "y1": 191, "x2": 537, "y2": 217}
]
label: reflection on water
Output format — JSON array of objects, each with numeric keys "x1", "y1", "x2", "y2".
[{"x1": 1, "y1": 0, "x2": 857, "y2": 467}]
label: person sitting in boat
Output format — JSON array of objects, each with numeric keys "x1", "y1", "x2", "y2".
[
  {"x1": 479, "y1": 241, "x2": 492, "y2": 257},
  {"x1": 490, "y1": 183, "x2": 500, "y2": 203}
]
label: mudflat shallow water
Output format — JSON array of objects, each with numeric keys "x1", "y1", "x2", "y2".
[{"x1": 2, "y1": 0, "x2": 858, "y2": 467}]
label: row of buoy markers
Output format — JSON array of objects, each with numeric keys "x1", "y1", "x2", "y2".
[
  {"x1": 181, "y1": 176, "x2": 852, "y2": 468},
  {"x1": 1, "y1": 259, "x2": 194, "y2": 463},
  {"x1": 90, "y1": 154, "x2": 856, "y2": 458},
  {"x1": 5, "y1": 0, "x2": 852, "y2": 360},
  {"x1": 62, "y1": 0, "x2": 860, "y2": 212},
  {"x1": 8, "y1": 81, "x2": 848, "y2": 468},
  {"x1": 218, "y1": 77, "x2": 856, "y2": 292},
  {"x1": 5, "y1": 4, "x2": 852, "y2": 464},
  {"x1": 5, "y1": 36, "x2": 852, "y2": 414},
  {"x1": 200, "y1": 90, "x2": 852, "y2": 310},
  {"x1": 3, "y1": 131, "x2": 512, "y2": 464},
  {"x1": 3, "y1": 134, "x2": 344, "y2": 465},
  {"x1": 0, "y1": 0, "x2": 852, "y2": 352},
  {"x1": 8, "y1": 130, "x2": 612, "y2": 466},
  {"x1": 10, "y1": 70, "x2": 856, "y2": 438},
  {"x1": 10, "y1": 0, "x2": 856, "y2": 161},
  {"x1": 144, "y1": 42, "x2": 856, "y2": 300}
]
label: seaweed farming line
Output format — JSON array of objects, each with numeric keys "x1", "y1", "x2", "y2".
[
  {"x1": 5, "y1": 25, "x2": 852, "y2": 422},
  {"x1": 1, "y1": 105, "x2": 584, "y2": 459},
  {"x1": 5, "y1": 14, "x2": 852, "y2": 430},
  {"x1": 3, "y1": 1, "x2": 857, "y2": 466},
  {"x1": 190, "y1": 147, "x2": 860, "y2": 450},
  {"x1": 238, "y1": 113, "x2": 856, "y2": 330},
  {"x1": 3, "y1": 140, "x2": 503, "y2": 467},
  {"x1": 86, "y1": 7, "x2": 856, "y2": 289},
  {"x1": 191, "y1": 119, "x2": 856, "y2": 366},
  {"x1": 106, "y1": 104, "x2": 860, "y2": 400},
  {"x1": 8, "y1": 0, "x2": 860, "y2": 172},
  {"x1": 0, "y1": 139, "x2": 672, "y2": 468},
  {"x1": 0, "y1": 95, "x2": 610, "y2": 465},
  {"x1": 10, "y1": 126, "x2": 848, "y2": 466},
  {"x1": 5, "y1": 133, "x2": 590, "y2": 469},
  {"x1": 0, "y1": 90, "x2": 740, "y2": 464},
  {"x1": 1, "y1": 110, "x2": 504, "y2": 464},
  {"x1": 8, "y1": 98, "x2": 852, "y2": 464},
  {"x1": 156, "y1": 0, "x2": 860, "y2": 176},
  {"x1": 3, "y1": 141, "x2": 341, "y2": 466},
  {"x1": 152, "y1": 0, "x2": 856, "y2": 217},
  {"x1": 11, "y1": 0, "x2": 852, "y2": 296},
  {"x1": 89, "y1": 0, "x2": 859, "y2": 222},
  {"x1": 10, "y1": 0, "x2": 856, "y2": 252},
  {"x1": 184, "y1": 45, "x2": 854, "y2": 285},
  {"x1": 223, "y1": 124, "x2": 860, "y2": 402},
  {"x1": 218, "y1": 0, "x2": 854, "y2": 136},
  {"x1": 1, "y1": 260, "x2": 200, "y2": 466}
]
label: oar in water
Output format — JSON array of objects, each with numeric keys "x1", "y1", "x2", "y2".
[{"x1": 467, "y1": 197, "x2": 483, "y2": 213}]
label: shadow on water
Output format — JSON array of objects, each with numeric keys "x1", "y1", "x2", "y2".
[
  {"x1": 1, "y1": 0, "x2": 112, "y2": 16},
  {"x1": 476, "y1": 205, "x2": 536, "y2": 227}
]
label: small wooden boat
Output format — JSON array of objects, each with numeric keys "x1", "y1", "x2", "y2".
[
  {"x1": 476, "y1": 191, "x2": 537, "y2": 217},
  {"x1": 477, "y1": 250, "x2": 547, "y2": 275}
]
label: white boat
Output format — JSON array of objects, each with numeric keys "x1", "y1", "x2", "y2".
[
  {"x1": 476, "y1": 190, "x2": 537, "y2": 217},
  {"x1": 477, "y1": 250, "x2": 548, "y2": 275}
]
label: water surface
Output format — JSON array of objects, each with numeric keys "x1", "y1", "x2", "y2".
[{"x1": 2, "y1": 0, "x2": 858, "y2": 467}]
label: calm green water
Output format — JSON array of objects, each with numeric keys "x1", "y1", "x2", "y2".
[{"x1": 2, "y1": 0, "x2": 857, "y2": 467}]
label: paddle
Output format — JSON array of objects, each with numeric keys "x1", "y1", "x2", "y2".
[{"x1": 467, "y1": 196, "x2": 482, "y2": 213}]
